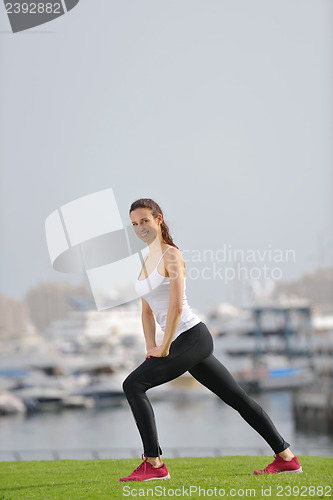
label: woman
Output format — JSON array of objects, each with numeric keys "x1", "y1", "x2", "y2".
[{"x1": 119, "y1": 198, "x2": 302, "y2": 482}]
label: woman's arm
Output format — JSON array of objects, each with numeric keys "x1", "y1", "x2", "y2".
[
  {"x1": 146, "y1": 247, "x2": 184, "y2": 358},
  {"x1": 141, "y1": 297, "x2": 157, "y2": 351}
]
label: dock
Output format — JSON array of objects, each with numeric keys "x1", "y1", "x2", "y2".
[{"x1": 292, "y1": 379, "x2": 333, "y2": 434}]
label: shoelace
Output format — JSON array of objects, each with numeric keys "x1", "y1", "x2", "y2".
[
  {"x1": 261, "y1": 455, "x2": 281, "y2": 473},
  {"x1": 131, "y1": 454, "x2": 148, "y2": 476}
]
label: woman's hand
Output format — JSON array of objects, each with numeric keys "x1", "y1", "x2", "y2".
[{"x1": 145, "y1": 345, "x2": 170, "y2": 359}]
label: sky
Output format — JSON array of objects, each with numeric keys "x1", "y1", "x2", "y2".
[{"x1": 0, "y1": 0, "x2": 332, "y2": 315}]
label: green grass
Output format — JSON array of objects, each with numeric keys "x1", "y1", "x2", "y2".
[{"x1": 0, "y1": 456, "x2": 332, "y2": 499}]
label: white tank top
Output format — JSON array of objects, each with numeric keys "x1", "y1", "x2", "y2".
[{"x1": 135, "y1": 247, "x2": 201, "y2": 341}]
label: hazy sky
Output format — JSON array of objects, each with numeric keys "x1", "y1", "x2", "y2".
[{"x1": 0, "y1": 1, "x2": 332, "y2": 315}]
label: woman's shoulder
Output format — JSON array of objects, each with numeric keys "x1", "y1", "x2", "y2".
[
  {"x1": 163, "y1": 245, "x2": 185, "y2": 275},
  {"x1": 163, "y1": 245, "x2": 182, "y2": 257}
]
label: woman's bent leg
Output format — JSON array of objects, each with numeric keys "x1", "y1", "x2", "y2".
[
  {"x1": 122, "y1": 322, "x2": 214, "y2": 457},
  {"x1": 188, "y1": 353, "x2": 290, "y2": 454}
]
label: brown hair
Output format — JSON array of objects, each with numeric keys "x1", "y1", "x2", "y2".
[{"x1": 129, "y1": 198, "x2": 179, "y2": 249}]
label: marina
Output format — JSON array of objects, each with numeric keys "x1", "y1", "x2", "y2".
[
  {"x1": 1, "y1": 295, "x2": 333, "y2": 461},
  {"x1": 1, "y1": 390, "x2": 333, "y2": 462}
]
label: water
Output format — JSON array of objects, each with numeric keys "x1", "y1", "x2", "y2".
[{"x1": 1, "y1": 390, "x2": 332, "y2": 461}]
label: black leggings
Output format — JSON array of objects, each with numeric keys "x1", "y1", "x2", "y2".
[{"x1": 122, "y1": 321, "x2": 290, "y2": 457}]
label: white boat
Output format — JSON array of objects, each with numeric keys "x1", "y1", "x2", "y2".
[{"x1": 0, "y1": 392, "x2": 26, "y2": 415}]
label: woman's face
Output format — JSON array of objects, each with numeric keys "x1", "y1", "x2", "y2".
[{"x1": 130, "y1": 208, "x2": 161, "y2": 244}]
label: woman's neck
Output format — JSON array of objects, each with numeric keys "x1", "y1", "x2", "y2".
[{"x1": 147, "y1": 238, "x2": 166, "y2": 255}]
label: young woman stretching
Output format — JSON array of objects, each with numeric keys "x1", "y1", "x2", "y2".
[{"x1": 119, "y1": 198, "x2": 302, "y2": 482}]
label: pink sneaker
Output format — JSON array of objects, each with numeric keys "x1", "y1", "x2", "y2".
[
  {"x1": 119, "y1": 454, "x2": 171, "y2": 482},
  {"x1": 253, "y1": 455, "x2": 303, "y2": 475}
]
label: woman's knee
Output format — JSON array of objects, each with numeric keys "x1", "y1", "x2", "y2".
[
  {"x1": 122, "y1": 373, "x2": 144, "y2": 397},
  {"x1": 122, "y1": 374, "x2": 134, "y2": 395},
  {"x1": 233, "y1": 389, "x2": 263, "y2": 416},
  {"x1": 221, "y1": 386, "x2": 252, "y2": 411}
]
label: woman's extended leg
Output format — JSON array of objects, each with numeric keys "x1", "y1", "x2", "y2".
[{"x1": 188, "y1": 353, "x2": 290, "y2": 454}]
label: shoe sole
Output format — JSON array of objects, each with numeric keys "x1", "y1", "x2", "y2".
[
  {"x1": 119, "y1": 474, "x2": 171, "y2": 482},
  {"x1": 143, "y1": 474, "x2": 171, "y2": 481},
  {"x1": 253, "y1": 467, "x2": 303, "y2": 475},
  {"x1": 278, "y1": 467, "x2": 303, "y2": 474}
]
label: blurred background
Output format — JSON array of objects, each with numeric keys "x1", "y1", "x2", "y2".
[{"x1": 0, "y1": 0, "x2": 332, "y2": 460}]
